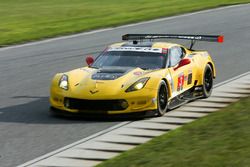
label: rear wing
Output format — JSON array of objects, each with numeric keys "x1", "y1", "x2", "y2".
[{"x1": 122, "y1": 34, "x2": 224, "y2": 49}]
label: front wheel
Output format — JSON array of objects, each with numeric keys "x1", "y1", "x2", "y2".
[
  {"x1": 156, "y1": 81, "x2": 168, "y2": 116},
  {"x1": 202, "y1": 64, "x2": 213, "y2": 98}
]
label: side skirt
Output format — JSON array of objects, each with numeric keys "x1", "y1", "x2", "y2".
[{"x1": 168, "y1": 85, "x2": 204, "y2": 110}]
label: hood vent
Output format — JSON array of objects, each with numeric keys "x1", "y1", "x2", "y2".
[{"x1": 92, "y1": 67, "x2": 133, "y2": 80}]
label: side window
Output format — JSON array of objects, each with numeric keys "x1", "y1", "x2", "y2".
[{"x1": 169, "y1": 46, "x2": 183, "y2": 67}]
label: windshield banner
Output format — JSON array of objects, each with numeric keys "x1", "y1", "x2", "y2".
[{"x1": 108, "y1": 47, "x2": 162, "y2": 53}]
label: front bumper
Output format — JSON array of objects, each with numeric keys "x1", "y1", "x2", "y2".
[
  {"x1": 50, "y1": 88, "x2": 158, "y2": 115},
  {"x1": 50, "y1": 107, "x2": 157, "y2": 119}
]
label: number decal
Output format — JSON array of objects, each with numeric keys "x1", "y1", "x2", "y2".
[{"x1": 177, "y1": 73, "x2": 185, "y2": 91}]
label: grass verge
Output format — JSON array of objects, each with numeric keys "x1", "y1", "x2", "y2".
[
  {"x1": 0, "y1": 0, "x2": 250, "y2": 46},
  {"x1": 97, "y1": 96, "x2": 250, "y2": 167}
]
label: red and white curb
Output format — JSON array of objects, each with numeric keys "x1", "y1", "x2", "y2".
[{"x1": 18, "y1": 71, "x2": 250, "y2": 167}]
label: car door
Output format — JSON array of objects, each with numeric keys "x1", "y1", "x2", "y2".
[{"x1": 167, "y1": 46, "x2": 192, "y2": 97}]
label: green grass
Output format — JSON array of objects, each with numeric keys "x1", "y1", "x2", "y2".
[
  {"x1": 0, "y1": 0, "x2": 250, "y2": 46},
  {"x1": 97, "y1": 96, "x2": 250, "y2": 167}
]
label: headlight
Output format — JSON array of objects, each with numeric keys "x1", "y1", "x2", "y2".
[
  {"x1": 125, "y1": 77, "x2": 150, "y2": 92},
  {"x1": 58, "y1": 74, "x2": 69, "y2": 90}
]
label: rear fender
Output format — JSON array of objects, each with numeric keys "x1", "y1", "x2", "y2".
[
  {"x1": 200, "y1": 60, "x2": 216, "y2": 86},
  {"x1": 193, "y1": 51, "x2": 216, "y2": 85}
]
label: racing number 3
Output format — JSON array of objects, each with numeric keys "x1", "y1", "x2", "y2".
[{"x1": 177, "y1": 74, "x2": 184, "y2": 91}]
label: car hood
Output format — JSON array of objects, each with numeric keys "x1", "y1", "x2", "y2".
[{"x1": 64, "y1": 66, "x2": 162, "y2": 96}]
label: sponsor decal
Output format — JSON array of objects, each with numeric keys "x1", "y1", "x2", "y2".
[
  {"x1": 162, "y1": 48, "x2": 168, "y2": 54},
  {"x1": 184, "y1": 76, "x2": 188, "y2": 81},
  {"x1": 92, "y1": 73, "x2": 122, "y2": 80},
  {"x1": 166, "y1": 74, "x2": 174, "y2": 92},
  {"x1": 133, "y1": 71, "x2": 143, "y2": 75},
  {"x1": 144, "y1": 35, "x2": 203, "y2": 40},
  {"x1": 187, "y1": 69, "x2": 192, "y2": 85},
  {"x1": 108, "y1": 47, "x2": 162, "y2": 53}
]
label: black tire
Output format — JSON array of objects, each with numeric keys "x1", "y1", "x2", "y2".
[
  {"x1": 156, "y1": 81, "x2": 168, "y2": 116},
  {"x1": 202, "y1": 64, "x2": 213, "y2": 98}
]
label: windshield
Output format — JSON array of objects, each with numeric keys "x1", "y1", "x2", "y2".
[{"x1": 91, "y1": 51, "x2": 166, "y2": 70}]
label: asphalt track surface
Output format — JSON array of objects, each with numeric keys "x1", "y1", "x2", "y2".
[{"x1": 0, "y1": 4, "x2": 250, "y2": 167}]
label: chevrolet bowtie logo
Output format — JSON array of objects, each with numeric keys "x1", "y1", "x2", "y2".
[{"x1": 90, "y1": 89, "x2": 99, "y2": 94}]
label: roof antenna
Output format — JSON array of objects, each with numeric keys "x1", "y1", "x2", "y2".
[{"x1": 189, "y1": 40, "x2": 196, "y2": 50}]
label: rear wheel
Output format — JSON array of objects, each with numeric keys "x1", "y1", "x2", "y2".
[
  {"x1": 202, "y1": 64, "x2": 213, "y2": 98},
  {"x1": 156, "y1": 81, "x2": 168, "y2": 116}
]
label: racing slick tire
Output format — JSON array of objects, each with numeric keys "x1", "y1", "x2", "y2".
[
  {"x1": 156, "y1": 80, "x2": 168, "y2": 116},
  {"x1": 202, "y1": 64, "x2": 213, "y2": 98}
]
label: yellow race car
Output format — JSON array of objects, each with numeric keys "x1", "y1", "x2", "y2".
[{"x1": 50, "y1": 34, "x2": 223, "y2": 116}]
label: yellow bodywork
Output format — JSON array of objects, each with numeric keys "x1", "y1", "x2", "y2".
[{"x1": 50, "y1": 42, "x2": 215, "y2": 114}]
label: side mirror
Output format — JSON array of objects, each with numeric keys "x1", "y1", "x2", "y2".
[
  {"x1": 174, "y1": 58, "x2": 191, "y2": 70},
  {"x1": 86, "y1": 56, "x2": 94, "y2": 66}
]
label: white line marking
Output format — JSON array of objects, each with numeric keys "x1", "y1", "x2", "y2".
[{"x1": 1, "y1": 4, "x2": 249, "y2": 52}]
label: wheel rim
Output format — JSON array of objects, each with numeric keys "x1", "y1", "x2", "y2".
[
  {"x1": 204, "y1": 68, "x2": 213, "y2": 92},
  {"x1": 159, "y1": 85, "x2": 167, "y2": 110}
]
